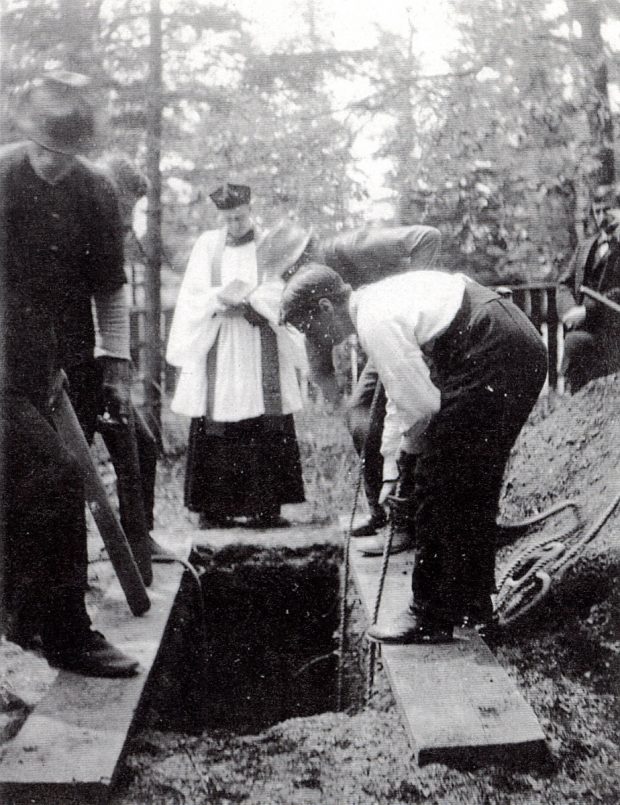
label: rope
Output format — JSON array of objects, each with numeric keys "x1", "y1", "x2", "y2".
[
  {"x1": 496, "y1": 485, "x2": 620, "y2": 625},
  {"x1": 496, "y1": 498, "x2": 583, "y2": 532},
  {"x1": 336, "y1": 378, "x2": 383, "y2": 712},
  {"x1": 365, "y1": 490, "x2": 402, "y2": 703}
]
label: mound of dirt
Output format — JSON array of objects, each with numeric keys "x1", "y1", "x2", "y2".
[{"x1": 501, "y1": 374, "x2": 620, "y2": 531}]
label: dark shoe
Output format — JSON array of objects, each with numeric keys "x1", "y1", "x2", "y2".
[
  {"x1": 460, "y1": 606, "x2": 500, "y2": 643},
  {"x1": 198, "y1": 512, "x2": 234, "y2": 529},
  {"x1": 44, "y1": 631, "x2": 140, "y2": 677},
  {"x1": 357, "y1": 529, "x2": 413, "y2": 556},
  {"x1": 460, "y1": 597, "x2": 495, "y2": 629},
  {"x1": 5, "y1": 625, "x2": 43, "y2": 653},
  {"x1": 367, "y1": 608, "x2": 454, "y2": 644},
  {"x1": 350, "y1": 513, "x2": 387, "y2": 537},
  {"x1": 247, "y1": 514, "x2": 291, "y2": 529}
]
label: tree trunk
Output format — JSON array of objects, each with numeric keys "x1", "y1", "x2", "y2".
[
  {"x1": 569, "y1": 0, "x2": 615, "y2": 186},
  {"x1": 143, "y1": 0, "x2": 163, "y2": 435}
]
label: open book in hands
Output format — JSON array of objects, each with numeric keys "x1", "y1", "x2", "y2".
[{"x1": 216, "y1": 278, "x2": 254, "y2": 307}]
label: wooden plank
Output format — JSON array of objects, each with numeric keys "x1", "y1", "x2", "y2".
[
  {"x1": 0, "y1": 533, "x2": 193, "y2": 804},
  {"x1": 349, "y1": 542, "x2": 548, "y2": 766}
]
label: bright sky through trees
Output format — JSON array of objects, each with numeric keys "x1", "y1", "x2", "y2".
[{"x1": 228, "y1": 0, "x2": 458, "y2": 70}]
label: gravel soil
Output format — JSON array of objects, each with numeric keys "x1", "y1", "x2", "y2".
[{"x1": 2, "y1": 378, "x2": 620, "y2": 804}]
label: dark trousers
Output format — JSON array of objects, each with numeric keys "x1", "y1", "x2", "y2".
[
  {"x1": 67, "y1": 361, "x2": 157, "y2": 531},
  {"x1": 561, "y1": 327, "x2": 620, "y2": 393},
  {"x1": 1, "y1": 392, "x2": 92, "y2": 648},
  {"x1": 410, "y1": 285, "x2": 547, "y2": 623},
  {"x1": 346, "y1": 362, "x2": 386, "y2": 521}
]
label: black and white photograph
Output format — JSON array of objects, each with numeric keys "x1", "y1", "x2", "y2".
[{"x1": 0, "y1": 0, "x2": 619, "y2": 802}]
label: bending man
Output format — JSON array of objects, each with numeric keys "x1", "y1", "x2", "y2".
[{"x1": 281, "y1": 265, "x2": 546, "y2": 642}]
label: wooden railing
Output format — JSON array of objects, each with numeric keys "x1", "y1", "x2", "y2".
[{"x1": 496, "y1": 284, "x2": 561, "y2": 391}]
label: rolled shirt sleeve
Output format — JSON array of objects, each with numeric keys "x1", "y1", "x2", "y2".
[
  {"x1": 361, "y1": 318, "x2": 440, "y2": 480},
  {"x1": 352, "y1": 271, "x2": 465, "y2": 480}
]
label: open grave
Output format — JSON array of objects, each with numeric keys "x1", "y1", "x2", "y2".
[{"x1": 1, "y1": 376, "x2": 619, "y2": 804}]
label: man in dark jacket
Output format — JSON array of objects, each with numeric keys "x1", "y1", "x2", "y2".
[
  {"x1": 304, "y1": 225, "x2": 441, "y2": 554},
  {"x1": 557, "y1": 183, "x2": 620, "y2": 392},
  {"x1": 0, "y1": 71, "x2": 139, "y2": 676}
]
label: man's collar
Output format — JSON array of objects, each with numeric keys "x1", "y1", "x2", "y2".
[{"x1": 226, "y1": 228, "x2": 255, "y2": 247}]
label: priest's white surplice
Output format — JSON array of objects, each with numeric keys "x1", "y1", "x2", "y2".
[{"x1": 166, "y1": 229, "x2": 307, "y2": 420}]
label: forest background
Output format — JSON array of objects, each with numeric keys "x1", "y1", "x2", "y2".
[
  {"x1": 4, "y1": 0, "x2": 620, "y2": 279},
  {"x1": 3, "y1": 0, "x2": 620, "y2": 421}
]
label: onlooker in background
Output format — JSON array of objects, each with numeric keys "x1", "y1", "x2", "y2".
[
  {"x1": 558, "y1": 183, "x2": 620, "y2": 392},
  {"x1": 294, "y1": 225, "x2": 442, "y2": 555},
  {"x1": 166, "y1": 184, "x2": 308, "y2": 528},
  {"x1": 0, "y1": 70, "x2": 139, "y2": 676},
  {"x1": 281, "y1": 265, "x2": 547, "y2": 642}
]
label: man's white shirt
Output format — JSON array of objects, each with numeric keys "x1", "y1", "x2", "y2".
[{"x1": 350, "y1": 270, "x2": 468, "y2": 479}]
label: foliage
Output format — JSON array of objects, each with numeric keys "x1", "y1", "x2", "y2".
[
  {"x1": 1, "y1": 0, "x2": 364, "y2": 275},
  {"x1": 420, "y1": 0, "x2": 609, "y2": 281},
  {"x1": 339, "y1": 0, "x2": 620, "y2": 283},
  {"x1": 3, "y1": 0, "x2": 620, "y2": 283}
]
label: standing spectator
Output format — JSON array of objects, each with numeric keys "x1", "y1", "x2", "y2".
[
  {"x1": 0, "y1": 71, "x2": 139, "y2": 675},
  {"x1": 558, "y1": 183, "x2": 620, "y2": 392},
  {"x1": 166, "y1": 184, "x2": 308, "y2": 528},
  {"x1": 98, "y1": 153, "x2": 161, "y2": 551},
  {"x1": 281, "y1": 265, "x2": 546, "y2": 642}
]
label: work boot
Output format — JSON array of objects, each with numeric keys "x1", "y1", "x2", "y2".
[
  {"x1": 350, "y1": 511, "x2": 387, "y2": 537},
  {"x1": 367, "y1": 607, "x2": 454, "y2": 644},
  {"x1": 44, "y1": 630, "x2": 140, "y2": 677},
  {"x1": 357, "y1": 528, "x2": 413, "y2": 556},
  {"x1": 460, "y1": 596, "x2": 500, "y2": 642},
  {"x1": 359, "y1": 487, "x2": 415, "y2": 555}
]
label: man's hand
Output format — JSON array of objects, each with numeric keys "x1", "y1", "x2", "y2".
[
  {"x1": 99, "y1": 356, "x2": 132, "y2": 426},
  {"x1": 379, "y1": 479, "x2": 397, "y2": 508},
  {"x1": 562, "y1": 305, "x2": 586, "y2": 330}
]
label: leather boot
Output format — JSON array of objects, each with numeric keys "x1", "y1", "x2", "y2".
[
  {"x1": 44, "y1": 630, "x2": 140, "y2": 677},
  {"x1": 356, "y1": 528, "x2": 413, "y2": 556},
  {"x1": 367, "y1": 606, "x2": 454, "y2": 644},
  {"x1": 350, "y1": 510, "x2": 387, "y2": 537}
]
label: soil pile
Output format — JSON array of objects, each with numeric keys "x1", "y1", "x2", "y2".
[{"x1": 501, "y1": 373, "x2": 620, "y2": 534}]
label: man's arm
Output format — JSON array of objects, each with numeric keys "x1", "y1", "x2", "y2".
[
  {"x1": 93, "y1": 286, "x2": 132, "y2": 424},
  {"x1": 305, "y1": 337, "x2": 341, "y2": 406},
  {"x1": 361, "y1": 319, "x2": 440, "y2": 480},
  {"x1": 557, "y1": 238, "x2": 595, "y2": 327}
]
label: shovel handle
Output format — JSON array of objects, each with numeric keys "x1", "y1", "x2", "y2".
[{"x1": 51, "y1": 388, "x2": 150, "y2": 616}]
